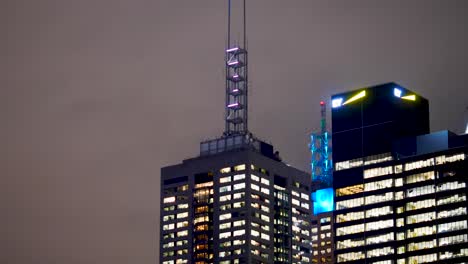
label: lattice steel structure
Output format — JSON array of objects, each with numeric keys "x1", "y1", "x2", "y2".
[
  {"x1": 224, "y1": 0, "x2": 248, "y2": 136},
  {"x1": 310, "y1": 101, "x2": 333, "y2": 187}
]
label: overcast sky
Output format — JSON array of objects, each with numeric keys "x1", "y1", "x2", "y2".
[{"x1": 3, "y1": 1, "x2": 468, "y2": 263}]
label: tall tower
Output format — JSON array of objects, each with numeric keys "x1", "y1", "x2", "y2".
[
  {"x1": 160, "y1": 2, "x2": 314, "y2": 264},
  {"x1": 224, "y1": 0, "x2": 248, "y2": 136},
  {"x1": 310, "y1": 101, "x2": 333, "y2": 187}
]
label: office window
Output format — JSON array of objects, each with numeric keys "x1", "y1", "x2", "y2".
[
  {"x1": 261, "y1": 187, "x2": 270, "y2": 195},
  {"x1": 407, "y1": 211, "x2": 436, "y2": 225},
  {"x1": 336, "y1": 197, "x2": 364, "y2": 210},
  {"x1": 220, "y1": 167, "x2": 231, "y2": 174},
  {"x1": 234, "y1": 164, "x2": 246, "y2": 171},
  {"x1": 407, "y1": 253, "x2": 437, "y2": 263},
  {"x1": 365, "y1": 192, "x2": 393, "y2": 206},
  {"x1": 163, "y1": 214, "x2": 175, "y2": 222},
  {"x1": 336, "y1": 223, "x2": 364, "y2": 236},
  {"x1": 251, "y1": 183, "x2": 260, "y2": 191},
  {"x1": 220, "y1": 222, "x2": 231, "y2": 229},
  {"x1": 233, "y1": 229, "x2": 245, "y2": 237},
  {"x1": 176, "y1": 221, "x2": 188, "y2": 228},
  {"x1": 177, "y1": 203, "x2": 189, "y2": 209},
  {"x1": 251, "y1": 229, "x2": 259, "y2": 237},
  {"x1": 439, "y1": 234, "x2": 468, "y2": 246},
  {"x1": 407, "y1": 199, "x2": 435, "y2": 211},
  {"x1": 251, "y1": 174, "x2": 260, "y2": 182},
  {"x1": 220, "y1": 176, "x2": 231, "y2": 183},
  {"x1": 405, "y1": 158, "x2": 435, "y2": 171},
  {"x1": 366, "y1": 219, "x2": 393, "y2": 231},
  {"x1": 407, "y1": 185, "x2": 434, "y2": 198},
  {"x1": 219, "y1": 231, "x2": 231, "y2": 239},
  {"x1": 364, "y1": 179, "x2": 393, "y2": 192},
  {"x1": 438, "y1": 207, "x2": 467, "y2": 219},
  {"x1": 367, "y1": 246, "x2": 394, "y2": 258},
  {"x1": 407, "y1": 225, "x2": 436, "y2": 238},
  {"x1": 337, "y1": 251, "x2": 365, "y2": 263},
  {"x1": 220, "y1": 185, "x2": 231, "y2": 193},
  {"x1": 408, "y1": 239, "x2": 436, "y2": 252},
  {"x1": 366, "y1": 232, "x2": 393, "y2": 245},
  {"x1": 177, "y1": 212, "x2": 188, "y2": 219},
  {"x1": 336, "y1": 184, "x2": 363, "y2": 196},
  {"x1": 438, "y1": 193, "x2": 466, "y2": 206},
  {"x1": 219, "y1": 213, "x2": 231, "y2": 221},
  {"x1": 219, "y1": 194, "x2": 231, "y2": 202},
  {"x1": 233, "y1": 182, "x2": 245, "y2": 190},
  {"x1": 164, "y1": 196, "x2": 176, "y2": 204},
  {"x1": 438, "y1": 220, "x2": 467, "y2": 233},
  {"x1": 366, "y1": 206, "x2": 392, "y2": 218},
  {"x1": 406, "y1": 171, "x2": 435, "y2": 184},
  {"x1": 233, "y1": 174, "x2": 245, "y2": 181},
  {"x1": 233, "y1": 192, "x2": 244, "y2": 199},
  {"x1": 438, "y1": 181, "x2": 466, "y2": 192},
  {"x1": 440, "y1": 248, "x2": 468, "y2": 260},
  {"x1": 364, "y1": 166, "x2": 393, "y2": 179},
  {"x1": 336, "y1": 238, "x2": 364, "y2": 249}
]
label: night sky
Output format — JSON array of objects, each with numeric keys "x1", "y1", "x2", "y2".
[{"x1": 4, "y1": 1, "x2": 468, "y2": 263}]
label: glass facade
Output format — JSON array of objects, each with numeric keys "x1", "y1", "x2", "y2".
[{"x1": 334, "y1": 151, "x2": 467, "y2": 263}]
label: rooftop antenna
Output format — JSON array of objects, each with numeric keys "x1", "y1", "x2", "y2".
[
  {"x1": 310, "y1": 101, "x2": 333, "y2": 187},
  {"x1": 224, "y1": 0, "x2": 248, "y2": 136}
]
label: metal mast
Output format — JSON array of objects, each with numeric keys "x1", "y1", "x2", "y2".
[
  {"x1": 310, "y1": 101, "x2": 333, "y2": 186},
  {"x1": 224, "y1": 0, "x2": 248, "y2": 136}
]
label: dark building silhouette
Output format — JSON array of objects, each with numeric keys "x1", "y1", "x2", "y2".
[{"x1": 331, "y1": 83, "x2": 468, "y2": 263}]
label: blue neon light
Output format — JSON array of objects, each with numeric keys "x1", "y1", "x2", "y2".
[{"x1": 312, "y1": 187, "x2": 334, "y2": 215}]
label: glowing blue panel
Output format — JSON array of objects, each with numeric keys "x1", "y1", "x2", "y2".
[
  {"x1": 332, "y1": 98, "x2": 343, "y2": 108},
  {"x1": 394, "y1": 88, "x2": 402, "y2": 98},
  {"x1": 312, "y1": 188, "x2": 334, "y2": 215}
]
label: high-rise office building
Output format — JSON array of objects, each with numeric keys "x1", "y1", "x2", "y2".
[
  {"x1": 160, "y1": 136, "x2": 313, "y2": 264},
  {"x1": 331, "y1": 83, "x2": 468, "y2": 263},
  {"x1": 310, "y1": 101, "x2": 335, "y2": 263}
]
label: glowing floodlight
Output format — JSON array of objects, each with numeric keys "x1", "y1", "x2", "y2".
[
  {"x1": 343, "y1": 90, "x2": 366, "y2": 105},
  {"x1": 332, "y1": 98, "x2": 343, "y2": 108},
  {"x1": 465, "y1": 123, "x2": 468, "y2": 134},
  {"x1": 401, "y1": 94, "x2": 416, "y2": 101},
  {"x1": 394, "y1": 88, "x2": 402, "y2": 98},
  {"x1": 313, "y1": 188, "x2": 334, "y2": 215}
]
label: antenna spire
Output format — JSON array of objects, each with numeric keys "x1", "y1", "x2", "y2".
[{"x1": 224, "y1": 0, "x2": 248, "y2": 136}]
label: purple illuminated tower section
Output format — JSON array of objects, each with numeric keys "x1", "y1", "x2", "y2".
[{"x1": 224, "y1": 0, "x2": 248, "y2": 136}]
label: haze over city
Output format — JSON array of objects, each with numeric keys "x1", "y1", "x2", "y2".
[{"x1": 4, "y1": 1, "x2": 468, "y2": 264}]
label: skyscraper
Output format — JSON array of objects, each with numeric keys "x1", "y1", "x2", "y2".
[
  {"x1": 160, "y1": 137, "x2": 313, "y2": 264},
  {"x1": 160, "y1": 1, "x2": 314, "y2": 263},
  {"x1": 331, "y1": 83, "x2": 468, "y2": 263}
]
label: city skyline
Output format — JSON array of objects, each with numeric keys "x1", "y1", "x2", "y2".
[{"x1": 4, "y1": 1, "x2": 468, "y2": 264}]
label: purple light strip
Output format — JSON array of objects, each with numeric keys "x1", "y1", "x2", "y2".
[
  {"x1": 226, "y1": 47, "x2": 239, "y2": 53},
  {"x1": 227, "y1": 61, "x2": 239, "y2": 66},
  {"x1": 227, "y1": 103, "x2": 239, "y2": 108},
  {"x1": 232, "y1": 89, "x2": 239, "y2": 93}
]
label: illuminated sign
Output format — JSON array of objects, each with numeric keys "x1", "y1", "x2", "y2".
[
  {"x1": 394, "y1": 87, "x2": 416, "y2": 101},
  {"x1": 401, "y1": 94, "x2": 416, "y2": 101},
  {"x1": 343, "y1": 90, "x2": 366, "y2": 105},
  {"x1": 312, "y1": 187, "x2": 334, "y2": 215}
]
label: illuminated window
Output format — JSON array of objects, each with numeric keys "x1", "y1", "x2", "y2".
[
  {"x1": 233, "y1": 182, "x2": 245, "y2": 190},
  {"x1": 176, "y1": 221, "x2": 188, "y2": 228},
  {"x1": 164, "y1": 196, "x2": 176, "y2": 204},
  {"x1": 408, "y1": 239, "x2": 436, "y2": 252},
  {"x1": 233, "y1": 192, "x2": 244, "y2": 199},
  {"x1": 220, "y1": 185, "x2": 231, "y2": 193},
  {"x1": 337, "y1": 211, "x2": 364, "y2": 223},
  {"x1": 220, "y1": 222, "x2": 231, "y2": 229},
  {"x1": 336, "y1": 197, "x2": 363, "y2": 210},
  {"x1": 367, "y1": 246, "x2": 394, "y2": 258},
  {"x1": 366, "y1": 219, "x2": 393, "y2": 231},
  {"x1": 364, "y1": 179, "x2": 392, "y2": 192},
  {"x1": 364, "y1": 192, "x2": 393, "y2": 206},
  {"x1": 337, "y1": 238, "x2": 364, "y2": 249},
  {"x1": 407, "y1": 225, "x2": 436, "y2": 238},
  {"x1": 406, "y1": 171, "x2": 435, "y2": 184},
  {"x1": 219, "y1": 231, "x2": 231, "y2": 239},
  {"x1": 407, "y1": 253, "x2": 437, "y2": 263},
  {"x1": 404, "y1": 158, "x2": 434, "y2": 171},
  {"x1": 220, "y1": 167, "x2": 231, "y2": 174},
  {"x1": 407, "y1": 212, "x2": 436, "y2": 225},
  {"x1": 234, "y1": 164, "x2": 246, "y2": 171},
  {"x1": 178, "y1": 203, "x2": 189, "y2": 209},
  {"x1": 261, "y1": 178, "x2": 270, "y2": 186},
  {"x1": 163, "y1": 215, "x2": 175, "y2": 222},
  {"x1": 251, "y1": 183, "x2": 260, "y2": 191},
  {"x1": 177, "y1": 230, "x2": 188, "y2": 237},
  {"x1": 219, "y1": 213, "x2": 231, "y2": 221},
  {"x1": 220, "y1": 176, "x2": 231, "y2": 183},
  {"x1": 364, "y1": 166, "x2": 393, "y2": 179},
  {"x1": 336, "y1": 223, "x2": 364, "y2": 236},
  {"x1": 366, "y1": 232, "x2": 393, "y2": 245},
  {"x1": 177, "y1": 212, "x2": 188, "y2": 219},
  {"x1": 233, "y1": 174, "x2": 245, "y2": 181},
  {"x1": 337, "y1": 251, "x2": 365, "y2": 263},
  {"x1": 233, "y1": 229, "x2": 245, "y2": 237},
  {"x1": 336, "y1": 184, "x2": 363, "y2": 196}
]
